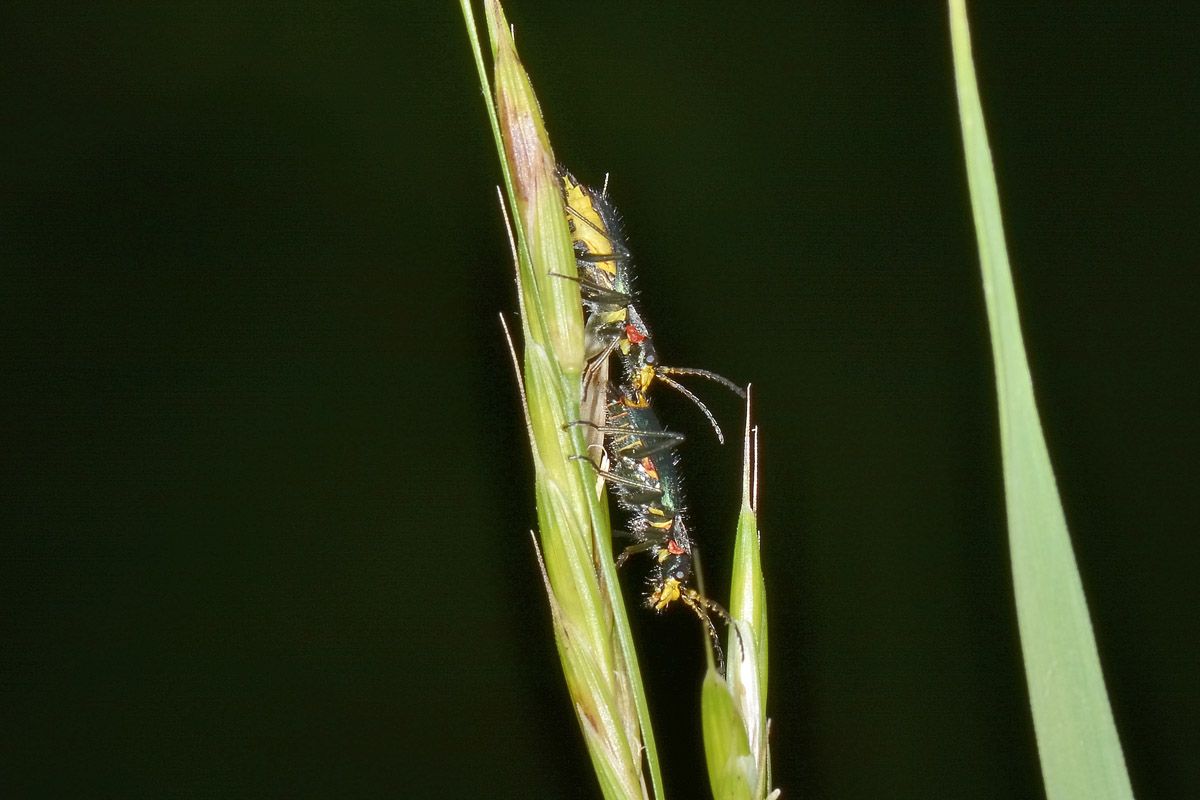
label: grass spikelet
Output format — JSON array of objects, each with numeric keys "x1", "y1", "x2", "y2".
[
  {"x1": 460, "y1": 2, "x2": 663, "y2": 798},
  {"x1": 703, "y1": 390, "x2": 776, "y2": 800}
]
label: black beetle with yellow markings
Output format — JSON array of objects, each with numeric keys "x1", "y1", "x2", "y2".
[{"x1": 559, "y1": 169, "x2": 745, "y2": 445}]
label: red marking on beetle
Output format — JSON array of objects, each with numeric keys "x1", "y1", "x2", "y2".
[
  {"x1": 667, "y1": 540, "x2": 686, "y2": 555},
  {"x1": 625, "y1": 324, "x2": 646, "y2": 344}
]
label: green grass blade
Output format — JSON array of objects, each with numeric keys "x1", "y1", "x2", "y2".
[{"x1": 949, "y1": 3, "x2": 1136, "y2": 799}]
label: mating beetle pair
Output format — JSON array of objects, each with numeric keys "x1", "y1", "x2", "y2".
[{"x1": 558, "y1": 169, "x2": 745, "y2": 665}]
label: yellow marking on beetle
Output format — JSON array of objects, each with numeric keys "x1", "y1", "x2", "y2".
[
  {"x1": 616, "y1": 364, "x2": 657, "y2": 410},
  {"x1": 630, "y1": 364, "x2": 656, "y2": 395},
  {"x1": 561, "y1": 174, "x2": 620, "y2": 281},
  {"x1": 622, "y1": 390, "x2": 652, "y2": 409},
  {"x1": 650, "y1": 577, "x2": 682, "y2": 611}
]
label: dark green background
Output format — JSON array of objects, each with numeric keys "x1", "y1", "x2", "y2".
[{"x1": 4, "y1": 4, "x2": 1197, "y2": 798}]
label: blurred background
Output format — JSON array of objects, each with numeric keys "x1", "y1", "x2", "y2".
[{"x1": 3, "y1": 3, "x2": 1197, "y2": 798}]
